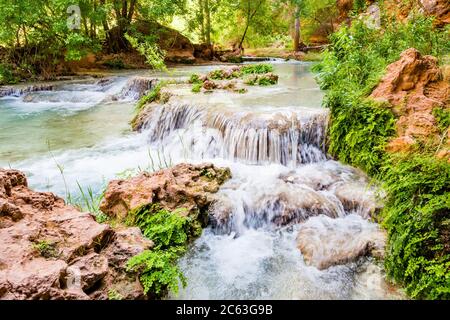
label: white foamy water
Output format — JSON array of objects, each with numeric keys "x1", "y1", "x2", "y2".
[{"x1": 0, "y1": 62, "x2": 403, "y2": 300}]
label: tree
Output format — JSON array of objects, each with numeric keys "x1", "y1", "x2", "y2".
[{"x1": 237, "y1": 0, "x2": 266, "y2": 51}]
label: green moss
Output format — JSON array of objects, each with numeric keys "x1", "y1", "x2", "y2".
[{"x1": 33, "y1": 240, "x2": 59, "y2": 259}]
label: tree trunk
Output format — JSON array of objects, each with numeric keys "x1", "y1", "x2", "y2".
[
  {"x1": 205, "y1": 0, "x2": 211, "y2": 46},
  {"x1": 238, "y1": 0, "x2": 263, "y2": 51},
  {"x1": 199, "y1": 0, "x2": 206, "y2": 43},
  {"x1": 293, "y1": 6, "x2": 301, "y2": 52}
]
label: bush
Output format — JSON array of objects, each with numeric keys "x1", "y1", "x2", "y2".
[
  {"x1": 0, "y1": 63, "x2": 18, "y2": 85},
  {"x1": 381, "y1": 154, "x2": 450, "y2": 299}
]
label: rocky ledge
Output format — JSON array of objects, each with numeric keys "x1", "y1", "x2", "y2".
[
  {"x1": 0, "y1": 163, "x2": 230, "y2": 300},
  {"x1": 100, "y1": 163, "x2": 232, "y2": 225},
  {"x1": 0, "y1": 169, "x2": 152, "y2": 300},
  {"x1": 370, "y1": 48, "x2": 449, "y2": 159}
]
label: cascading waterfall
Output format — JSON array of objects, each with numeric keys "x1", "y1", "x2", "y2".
[{"x1": 142, "y1": 103, "x2": 328, "y2": 166}]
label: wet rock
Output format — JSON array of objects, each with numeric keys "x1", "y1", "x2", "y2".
[
  {"x1": 67, "y1": 253, "x2": 109, "y2": 291},
  {"x1": 100, "y1": 163, "x2": 231, "y2": 223},
  {"x1": 118, "y1": 76, "x2": 157, "y2": 100},
  {"x1": 370, "y1": 48, "x2": 449, "y2": 157},
  {"x1": 0, "y1": 84, "x2": 54, "y2": 98},
  {"x1": 203, "y1": 80, "x2": 218, "y2": 90},
  {"x1": 297, "y1": 214, "x2": 386, "y2": 270},
  {"x1": 0, "y1": 168, "x2": 151, "y2": 300}
]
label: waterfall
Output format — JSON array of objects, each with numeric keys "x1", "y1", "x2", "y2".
[{"x1": 141, "y1": 102, "x2": 329, "y2": 166}]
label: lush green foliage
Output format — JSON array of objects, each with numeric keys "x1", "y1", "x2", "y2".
[
  {"x1": 240, "y1": 63, "x2": 273, "y2": 75},
  {"x1": 131, "y1": 204, "x2": 190, "y2": 249},
  {"x1": 126, "y1": 204, "x2": 200, "y2": 298},
  {"x1": 125, "y1": 34, "x2": 167, "y2": 71},
  {"x1": 313, "y1": 17, "x2": 449, "y2": 174},
  {"x1": 381, "y1": 155, "x2": 450, "y2": 299},
  {"x1": 127, "y1": 247, "x2": 187, "y2": 296},
  {"x1": 314, "y1": 16, "x2": 450, "y2": 299}
]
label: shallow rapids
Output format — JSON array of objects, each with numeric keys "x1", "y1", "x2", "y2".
[{"x1": 0, "y1": 61, "x2": 403, "y2": 299}]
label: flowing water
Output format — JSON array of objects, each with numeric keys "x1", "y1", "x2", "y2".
[{"x1": 0, "y1": 61, "x2": 402, "y2": 299}]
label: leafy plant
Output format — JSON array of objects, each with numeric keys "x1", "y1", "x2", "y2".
[
  {"x1": 192, "y1": 82, "x2": 203, "y2": 93},
  {"x1": 240, "y1": 63, "x2": 273, "y2": 75},
  {"x1": 131, "y1": 205, "x2": 190, "y2": 250},
  {"x1": 126, "y1": 247, "x2": 187, "y2": 297},
  {"x1": 125, "y1": 34, "x2": 167, "y2": 72},
  {"x1": 381, "y1": 154, "x2": 450, "y2": 299}
]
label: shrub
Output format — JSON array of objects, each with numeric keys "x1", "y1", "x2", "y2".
[
  {"x1": 240, "y1": 63, "x2": 273, "y2": 75},
  {"x1": 381, "y1": 154, "x2": 450, "y2": 299}
]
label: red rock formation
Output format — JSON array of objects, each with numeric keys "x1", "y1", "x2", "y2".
[
  {"x1": 0, "y1": 169, "x2": 152, "y2": 300},
  {"x1": 370, "y1": 48, "x2": 449, "y2": 156},
  {"x1": 420, "y1": 0, "x2": 450, "y2": 26},
  {"x1": 100, "y1": 163, "x2": 231, "y2": 222}
]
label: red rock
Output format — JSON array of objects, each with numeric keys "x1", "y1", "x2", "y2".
[
  {"x1": 0, "y1": 169, "x2": 152, "y2": 300},
  {"x1": 100, "y1": 163, "x2": 231, "y2": 222},
  {"x1": 370, "y1": 48, "x2": 449, "y2": 157}
]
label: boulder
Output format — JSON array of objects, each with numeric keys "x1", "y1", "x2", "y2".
[
  {"x1": 133, "y1": 20, "x2": 196, "y2": 64},
  {"x1": 99, "y1": 163, "x2": 232, "y2": 223},
  {"x1": 370, "y1": 48, "x2": 449, "y2": 156},
  {"x1": 297, "y1": 214, "x2": 386, "y2": 270},
  {"x1": 420, "y1": 0, "x2": 450, "y2": 26},
  {"x1": 0, "y1": 169, "x2": 152, "y2": 300}
]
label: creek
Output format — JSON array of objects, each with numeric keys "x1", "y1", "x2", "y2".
[{"x1": 0, "y1": 60, "x2": 402, "y2": 299}]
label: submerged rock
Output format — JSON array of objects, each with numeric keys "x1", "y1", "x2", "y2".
[
  {"x1": 296, "y1": 214, "x2": 386, "y2": 270},
  {"x1": 0, "y1": 169, "x2": 152, "y2": 300},
  {"x1": 99, "y1": 163, "x2": 232, "y2": 223}
]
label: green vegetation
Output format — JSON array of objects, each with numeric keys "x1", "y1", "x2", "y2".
[
  {"x1": 33, "y1": 240, "x2": 59, "y2": 259},
  {"x1": 108, "y1": 289, "x2": 124, "y2": 300},
  {"x1": 127, "y1": 247, "x2": 187, "y2": 297},
  {"x1": 126, "y1": 204, "x2": 201, "y2": 297},
  {"x1": 240, "y1": 63, "x2": 273, "y2": 75},
  {"x1": 192, "y1": 82, "x2": 203, "y2": 93},
  {"x1": 135, "y1": 80, "x2": 172, "y2": 113},
  {"x1": 314, "y1": 15, "x2": 450, "y2": 299},
  {"x1": 381, "y1": 154, "x2": 450, "y2": 299}
]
